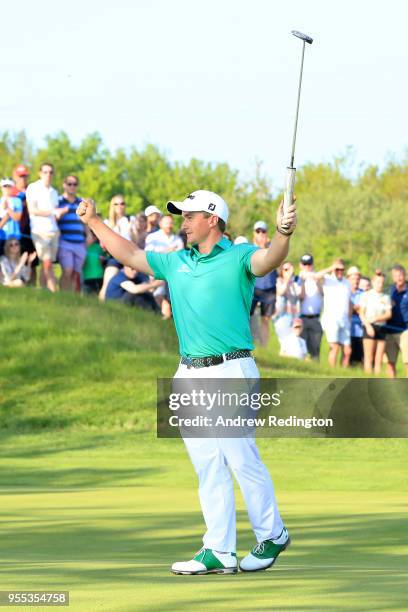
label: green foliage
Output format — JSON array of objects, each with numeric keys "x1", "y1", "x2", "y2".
[{"x1": 1, "y1": 131, "x2": 407, "y2": 274}]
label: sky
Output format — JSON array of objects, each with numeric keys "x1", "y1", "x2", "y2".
[{"x1": 1, "y1": 0, "x2": 407, "y2": 187}]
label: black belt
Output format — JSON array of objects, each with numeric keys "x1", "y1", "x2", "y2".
[
  {"x1": 181, "y1": 349, "x2": 251, "y2": 369},
  {"x1": 300, "y1": 314, "x2": 320, "y2": 318}
]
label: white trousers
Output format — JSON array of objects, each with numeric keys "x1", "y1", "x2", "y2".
[{"x1": 174, "y1": 356, "x2": 284, "y2": 553}]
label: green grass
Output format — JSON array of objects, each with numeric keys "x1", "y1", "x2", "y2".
[{"x1": 1, "y1": 288, "x2": 407, "y2": 610}]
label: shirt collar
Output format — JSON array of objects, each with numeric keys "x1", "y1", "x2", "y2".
[{"x1": 190, "y1": 236, "x2": 232, "y2": 259}]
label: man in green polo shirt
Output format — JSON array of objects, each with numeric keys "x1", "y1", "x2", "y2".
[{"x1": 77, "y1": 190, "x2": 296, "y2": 575}]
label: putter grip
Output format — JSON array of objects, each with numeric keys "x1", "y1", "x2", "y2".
[{"x1": 282, "y1": 166, "x2": 296, "y2": 228}]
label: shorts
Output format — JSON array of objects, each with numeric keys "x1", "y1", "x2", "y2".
[
  {"x1": 58, "y1": 239, "x2": 87, "y2": 273},
  {"x1": 32, "y1": 231, "x2": 60, "y2": 262},
  {"x1": 20, "y1": 236, "x2": 39, "y2": 267},
  {"x1": 324, "y1": 320, "x2": 351, "y2": 345},
  {"x1": 385, "y1": 331, "x2": 408, "y2": 363},
  {"x1": 250, "y1": 288, "x2": 276, "y2": 317},
  {"x1": 83, "y1": 278, "x2": 103, "y2": 295},
  {"x1": 363, "y1": 324, "x2": 386, "y2": 341}
]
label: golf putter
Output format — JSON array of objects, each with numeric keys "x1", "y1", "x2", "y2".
[{"x1": 282, "y1": 30, "x2": 313, "y2": 229}]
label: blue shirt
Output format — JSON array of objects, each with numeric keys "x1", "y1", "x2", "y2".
[
  {"x1": 0, "y1": 197, "x2": 23, "y2": 240},
  {"x1": 57, "y1": 196, "x2": 86, "y2": 243},
  {"x1": 106, "y1": 270, "x2": 149, "y2": 300},
  {"x1": 255, "y1": 269, "x2": 277, "y2": 291},
  {"x1": 386, "y1": 285, "x2": 408, "y2": 332},
  {"x1": 351, "y1": 289, "x2": 363, "y2": 337}
]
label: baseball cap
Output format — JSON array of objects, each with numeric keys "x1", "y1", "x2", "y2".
[
  {"x1": 300, "y1": 254, "x2": 313, "y2": 265},
  {"x1": 0, "y1": 177, "x2": 15, "y2": 187},
  {"x1": 234, "y1": 235, "x2": 249, "y2": 245},
  {"x1": 254, "y1": 221, "x2": 268, "y2": 231},
  {"x1": 14, "y1": 164, "x2": 29, "y2": 177},
  {"x1": 347, "y1": 265, "x2": 361, "y2": 276},
  {"x1": 144, "y1": 205, "x2": 162, "y2": 217},
  {"x1": 167, "y1": 190, "x2": 229, "y2": 223}
]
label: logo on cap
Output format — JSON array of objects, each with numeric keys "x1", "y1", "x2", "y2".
[
  {"x1": 187, "y1": 194, "x2": 195, "y2": 200},
  {"x1": 208, "y1": 203, "x2": 216, "y2": 211}
]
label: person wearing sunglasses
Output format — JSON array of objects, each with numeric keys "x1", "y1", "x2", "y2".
[
  {"x1": 26, "y1": 163, "x2": 65, "y2": 292},
  {"x1": 280, "y1": 317, "x2": 308, "y2": 360},
  {"x1": 0, "y1": 238, "x2": 36, "y2": 287},
  {"x1": 274, "y1": 261, "x2": 301, "y2": 347},
  {"x1": 0, "y1": 178, "x2": 23, "y2": 256},
  {"x1": 249, "y1": 221, "x2": 277, "y2": 346},
  {"x1": 56, "y1": 176, "x2": 86, "y2": 292},
  {"x1": 315, "y1": 258, "x2": 352, "y2": 368}
]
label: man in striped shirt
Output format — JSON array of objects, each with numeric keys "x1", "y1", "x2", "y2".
[{"x1": 57, "y1": 175, "x2": 86, "y2": 291}]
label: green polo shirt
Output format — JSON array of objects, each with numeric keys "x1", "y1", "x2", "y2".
[{"x1": 146, "y1": 238, "x2": 258, "y2": 357}]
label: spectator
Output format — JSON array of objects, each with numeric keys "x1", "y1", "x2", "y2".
[
  {"x1": 384, "y1": 264, "x2": 408, "y2": 378},
  {"x1": 0, "y1": 178, "x2": 23, "y2": 254},
  {"x1": 234, "y1": 236, "x2": 248, "y2": 245},
  {"x1": 280, "y1": 317, "x2": 308, "y2": 360},
  {"x1": 99, "y1": 195, "x2": 131, "y2": 300},
  {"x1": 0, "y1": 238, "x2": 36, "y2": 287},
  {"x1": 130, "y1": 212, "x2": 148, "y2": 249},
  {"x1": 274, "y1": 261, "x2": 301, "y2": 346},
  {"x1": 315, "y1": 258, "x2": 352, "y2": 368},
  {"x1": 82, "y1": 229, "x2": 106, "y2": 295},
  {"x1": 347, "y1": 266, "x2": 364, "y2": 366},
  {"x1": 105, "y1": 265, "x2": 159, "y2": 312},
  {"x1": 26, "y1": 163, "x2": 64, "y2": 292},
  {"x1": 359, "y1": 276, "x2": 371, "y2": 292},
  {"x1": 298, "y1": 253, "x2": 323, "y2": 360},
  {"x1": 144, "y1": 205, "x2": 162, "y2": 234},
  {"x1": 57, "y1": 175, "x2": 86, "y2": 292},
  {"x1": 11, "y1": 165, "x2": 38, "y2": 285},
  {"x1": 145, "y1": 214, "x2": 184, "y2": 318},
  {"x1": 250, "y1": 221, "x2": 277, "y2": 346},
  {"x1": 359, "y1": 270, "x2": 392, "y2": 375}
]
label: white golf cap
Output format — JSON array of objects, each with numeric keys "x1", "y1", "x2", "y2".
[
  {"x1": 167, "y1": 190, "x2": 229, "y2": 223},
  {"x1": 347, "y1": 265, "x2": 361, "y2": 276},
  {"x1": 234, "y1": 235, "x2": 249, "y2": 245},
  {"x1": 254, "y1": 220, "x2": 268, "y2": 231},
  {"x1": 0, "y1": 177, "x2": 15, "y2": 187},
  {"x1": 144, "y1": 205, "x2": 162, "y2": 217}
]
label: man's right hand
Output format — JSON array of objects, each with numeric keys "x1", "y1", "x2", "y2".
[{"x1": 77, "y1": 199, "x2": 97, "y2": 225}]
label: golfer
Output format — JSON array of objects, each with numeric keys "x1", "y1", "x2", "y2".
[{"x1": 77, "y1": 190, "x2": 297, "y2": 574}]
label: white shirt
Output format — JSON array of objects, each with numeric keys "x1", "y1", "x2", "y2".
[
  {"x1": 300, "y1": 276, "x2": 322, "y2": 315},
  {"x1": 26, "y1": 180, "x2": 59, "y2": 234},
  {"x1": 281, "y1": 333, "x2": 308, "y2": 360},
  {"x1": 144, "y1": 229, "x2": 184, "y2": 253},
  {"x1": 360, "y1": 289, "x2": 392, "y2": 325},
  {"x1": 322, "y1": 275, "x2": 351, "y2": 325},
  {"x1": 104, "y1": 216, "x2": 131, "y2": 241}
]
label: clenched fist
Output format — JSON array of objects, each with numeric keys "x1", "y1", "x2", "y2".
[
  {"x1": 276, "y1": 199, "x2": 297, "y2": 236},
  {"x1": 77, "y1": 199, "x2": 97, "y2": 224}
]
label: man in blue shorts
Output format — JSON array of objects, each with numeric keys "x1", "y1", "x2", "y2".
[{"x1": 77, "y1": 190, "x2": 297, "y2": 575}]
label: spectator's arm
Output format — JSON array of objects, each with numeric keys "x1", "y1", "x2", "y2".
[
  {"x1": 314, "y1": 265, "x2": 334, "y2": 280},
  {"x1": 0, "y1": 213, "x2": 10, "y2": 229},
  {"x1": 120, "y1": 280, "x2": 155, "y2": 295},
  {"x1": 5, "y1": 205, "x2": 22, "y2": 222},
  {"x1": 77, "y1": 199, "x2": 153, "y2": 276},
  {"x1": 27, "y1": 196, "x2": 53, "y2": 217},
  {"x1": 375, "y1": 308, "x2": 392, "y2": 323}
]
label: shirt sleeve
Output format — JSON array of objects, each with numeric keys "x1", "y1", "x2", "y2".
[
  {"x1": 12, "y1": 198, "x2": 23, "y2": 213},
  {"x1": 145, "y1": 251, "x2": 173, "y2": 281},
  {"x1": 237, "y1": 244, "x2": 258, "y2": 279}
]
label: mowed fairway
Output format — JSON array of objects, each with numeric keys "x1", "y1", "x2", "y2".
[{"x1": 1, "y1": 290, "x2": 407, "y2": 610}]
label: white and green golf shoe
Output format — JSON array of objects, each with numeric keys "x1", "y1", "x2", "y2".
[
  {"x1": 172, "y1": 548, "x2": 238, "y2": 575},
  {"x1": 239, "y1": 527, "x2": 291, "y2": 572}
]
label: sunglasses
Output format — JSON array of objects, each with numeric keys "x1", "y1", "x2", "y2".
[
  {"x1": 66, "y1": 182, "x2": 78, "y2": 187},
  {"x1": 114, "y1": 201, "x2": 125, "y2": 206},
  {"x1": 335, "y1": 268, "x2": 345, "y2": 272},
  {"x1": 293, "y1": 325, "x2": 302, "y2": 329},
  {"x1": 255, "y1": 228, "x2": 266, "y2": 233},
  {"x1": 9, "y1": 242, "x2": 19, "y2": 247}
]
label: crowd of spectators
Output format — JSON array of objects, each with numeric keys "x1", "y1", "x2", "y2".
[{"x1": 1, "y1": 163, "x2": 407, "y2": 377}]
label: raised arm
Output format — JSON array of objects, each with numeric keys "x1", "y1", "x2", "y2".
[
  {"x1": 250, "y1": 200, "x2": 296, "y2": 276},
  {"x1": 77, "y1": 199, "x2": 153, "y2": 275}
]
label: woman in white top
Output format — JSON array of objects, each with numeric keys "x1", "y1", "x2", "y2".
[
  {"x1": 99, "y1": 195, "x2": 131, "y2": 300},
  {"x1": 0, "y1": 238, "x2": 36, "y2": 287},
  {"x1": 359, "y1": 270, "x2": 392, "y2": 375}
]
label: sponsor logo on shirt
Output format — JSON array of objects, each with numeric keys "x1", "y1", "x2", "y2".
[{"x1": 177, "y1": 263, "x2": 191, "y2": 273}]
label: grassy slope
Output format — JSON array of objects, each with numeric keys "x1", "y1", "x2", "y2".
[{"x1": 1, "y1": 288, "x2": 407, "y2": 610}]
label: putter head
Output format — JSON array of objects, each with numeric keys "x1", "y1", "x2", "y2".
[{"x1": 291, "y1": 30, "x2": 313, "y2": 44}]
